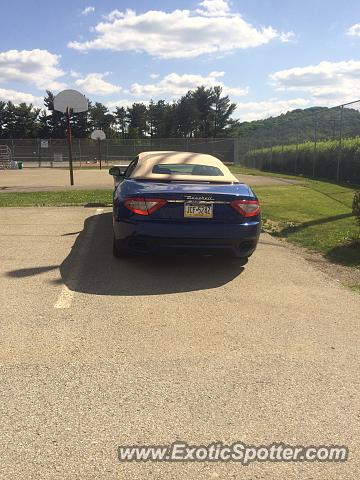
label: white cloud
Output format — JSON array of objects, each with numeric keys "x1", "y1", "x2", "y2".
[
  {"x1": 346, "y1": 23, "x2": 360, "y2": 37},
  {"x1": 0, "y1": 49, "x2": 65, "y2": 90},
  {"x1": 105, "y1": 99, "x2": 150, "y2": 111},
  {"x1": 149, "y1": 73, "x2": 159, "y2": 79},
  {"x1": 75, "y1": 73, "x2": 122, "y2": 95},
  {"x1": 234, "y1": 98, "x2": 312, "y2": 121},
  {"x1": 102, "y1": 10, "x2": 126, "y2": 22},
  {"x1": 279, "y1": 31, "x2": 295, "y2": 43},
  {"x1": 68, "y1": 1, "x2": 292, "y2": 58},
  {"x1": 130, "y1": 71, "x2": 248, "y2": 97},
  {"x1": 196, "y1": 0, "x2": 231, "y2": 17},
  {"x1": 0, "y1": 87, "x2": 42, "y2": 106},
  {"x1": 69, "y1": 70, "x2": 80, "y2": 78},
  {"x1": 270, "y1": 59, "x2": 360, "y2": 104},
  {"x1": 82, "y1": 6, "x2": 95, "y2": 16}
]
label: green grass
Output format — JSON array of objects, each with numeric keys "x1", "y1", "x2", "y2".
[
  {"x1": 230, "y1": 167, "x2": 359, "y2": 277},
  {"x1": 0, "y1": 190, "x2": 112, "y2": 207},
  {"x1": 230, "y1": 164, "x2": 301, "y2": 181},
  {"x1": 253, "y1": 180, "x2": 359, "y2": 269}
]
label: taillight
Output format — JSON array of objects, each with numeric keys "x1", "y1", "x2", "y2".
[
  {"x1": 124, "y1": 197, "x2": 167, "y2": 215},
  {"x1": 231, "y1": 199, "x2": 260, "y2": 217}
]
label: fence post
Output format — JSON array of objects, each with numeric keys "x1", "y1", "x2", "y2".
[
  {"x1": 313, "y1": 114, "x2": 318, "y2": 177},
  {"x1": 295, "y1": 124, "x2": 299, "y2": 175},
  {"x1": 332, "y1": 118, "x2": 336, "y2": 140},
  {"x1": 336, "y1": 105, "x2": 344, "y2": 183},
  {"x1": 270, "y1": 124, "x2": 273, "y2": 171}
]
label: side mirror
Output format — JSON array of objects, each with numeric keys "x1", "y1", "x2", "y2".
[{"x1": 109, "y1": 166, "x2": 126, "y2": 177}]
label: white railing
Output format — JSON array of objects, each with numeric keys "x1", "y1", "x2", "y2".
[{"x1": 0, "y1": 145, "x2": 12, "y2": 169}]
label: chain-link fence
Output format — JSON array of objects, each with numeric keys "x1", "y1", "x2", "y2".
[
  {"x1": 237, "y1": 100, "x2": 360, "y2": 184},
  {"x1": 2, "y1": 100, "x2": 360, "y2": 184},
  {"x1": 0, "y1": 137, "x2": 237, "y2": 167}
]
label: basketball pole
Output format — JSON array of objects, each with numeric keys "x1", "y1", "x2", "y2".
[
  {"x1": 91, "y1": 131, "x2": 106, "y2": 168},
  {"x1": 98, "y1": 138, "x2": 102, "y2": 170},
  {"x1": 66, "y1": 106, "x2": 74, "y2": 186},
  {"x1": 54, "y1": 90, "x2": 88, "y2": 186}
]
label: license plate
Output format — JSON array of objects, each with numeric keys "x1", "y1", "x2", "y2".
[{"x1": 184, "y1": 202, "x2": 213, "y2": 218}]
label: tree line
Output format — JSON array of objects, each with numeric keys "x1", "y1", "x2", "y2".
[
  {"x1": 228, "y1": 106, "x2": 360, "y2": 146},
  {"x1": 1, "y1": 88, "x2": 358, "y2": 142},
  {"x1": 0, "y1": 86, "x2": 237, "y2": 139}
]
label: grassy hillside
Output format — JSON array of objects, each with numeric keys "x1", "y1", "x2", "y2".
[{"x1": 229, "y1": 105, "x2": 360, "y2": 143}]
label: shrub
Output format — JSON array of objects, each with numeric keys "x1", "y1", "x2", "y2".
[
  {"x1": 242, "y1": 136, "x2": 360, "y2": 183},
  {"x1": 353, "y1": 191, "x2": 360, "y2": 227}
]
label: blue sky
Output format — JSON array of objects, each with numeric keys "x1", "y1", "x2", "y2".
[{"x1": 1, "y1": 0, "x2": 360, "y2": 120}]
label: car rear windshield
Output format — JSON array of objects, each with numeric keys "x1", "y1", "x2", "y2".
[{"x1": 152, "y1": 164, "x2": 224, "y2": 176}]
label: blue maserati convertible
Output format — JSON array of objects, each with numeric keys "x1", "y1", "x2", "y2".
[{"x1": 109, "y1": 151, "x2": 261, "y2": 261}]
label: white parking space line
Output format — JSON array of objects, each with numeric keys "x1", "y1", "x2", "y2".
[{"x1": 54, "y1": 208, "x2": 104, "y2": 309}]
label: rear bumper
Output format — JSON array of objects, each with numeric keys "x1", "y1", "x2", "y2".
[{"x1": 113, "y1": 218, "x2": 261, "y2": 257}]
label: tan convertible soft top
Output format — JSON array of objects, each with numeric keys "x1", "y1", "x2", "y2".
[{"x1": 130, "y1": 151, "x2": 239, "y2": 183}]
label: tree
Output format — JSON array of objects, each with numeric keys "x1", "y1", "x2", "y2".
[
  {"x1": 228, "y1": 106, "x2": 360, "y2": 145},
  {"x1": 89, "y1": 102, "x2": 114, "y2": 136},
  {"x1": 147, "y1": 100, "x2": 171, "y2": 138},
  {"x1": 126, "y1": 103, "x2": 148, "y2": 138},
  {"x1": 71, "y1": 110, "x2": 90, "y2": 138},
  {"x1": 174, "y1": 94, "x2": 197, "y2": 137},
  {"x1": 147, "y1": 101, "x2": 156, "y2": 138},
  {"x1": 0, "y1": 85, "x2": 241, "y2": 139},
  {"x1": 188, "y1": 86, "x2": 215, "y2": 137},
  {"x1": 0, "y1": 101, "x2": 10, "y2": 138},
  {"x1": 212, "y1": 86, "x2": 236, "y2": 137},
  {"x1": 163, "y1": 102, "x2": 178, "y2": 138},
  {"x1": 5, "y1": 102, "x2": 41, "y2": 138},
  {"x1": 39, "y1": 90, "x2": 66, "y2": 138},
  {"x1": 114, "y1": 106, "x2": 127, "y2": 139}
]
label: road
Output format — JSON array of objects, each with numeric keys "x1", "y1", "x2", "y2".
[
  {"x1": 0, "y1": 207, "x2": 359, "y2": 479},
  {"x1": 0, "y1": 167, "x2": 297, "y2": 192}
]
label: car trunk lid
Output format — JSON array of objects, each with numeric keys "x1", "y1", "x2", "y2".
[{"x1": 122, "y1": 180, "x2": 257, "y2": 223}]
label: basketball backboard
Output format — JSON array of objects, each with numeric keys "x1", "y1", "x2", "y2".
[
  {"x1": 91, "y1": 129, "x2": 106, "y2": 140},
  {"x1": 53, "y1": 89, "x2": 88, "y2": 113}
]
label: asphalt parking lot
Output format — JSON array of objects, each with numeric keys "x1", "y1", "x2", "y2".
[{"x1": 1, "y1": 207, "x2": 359, "y2": 479}]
